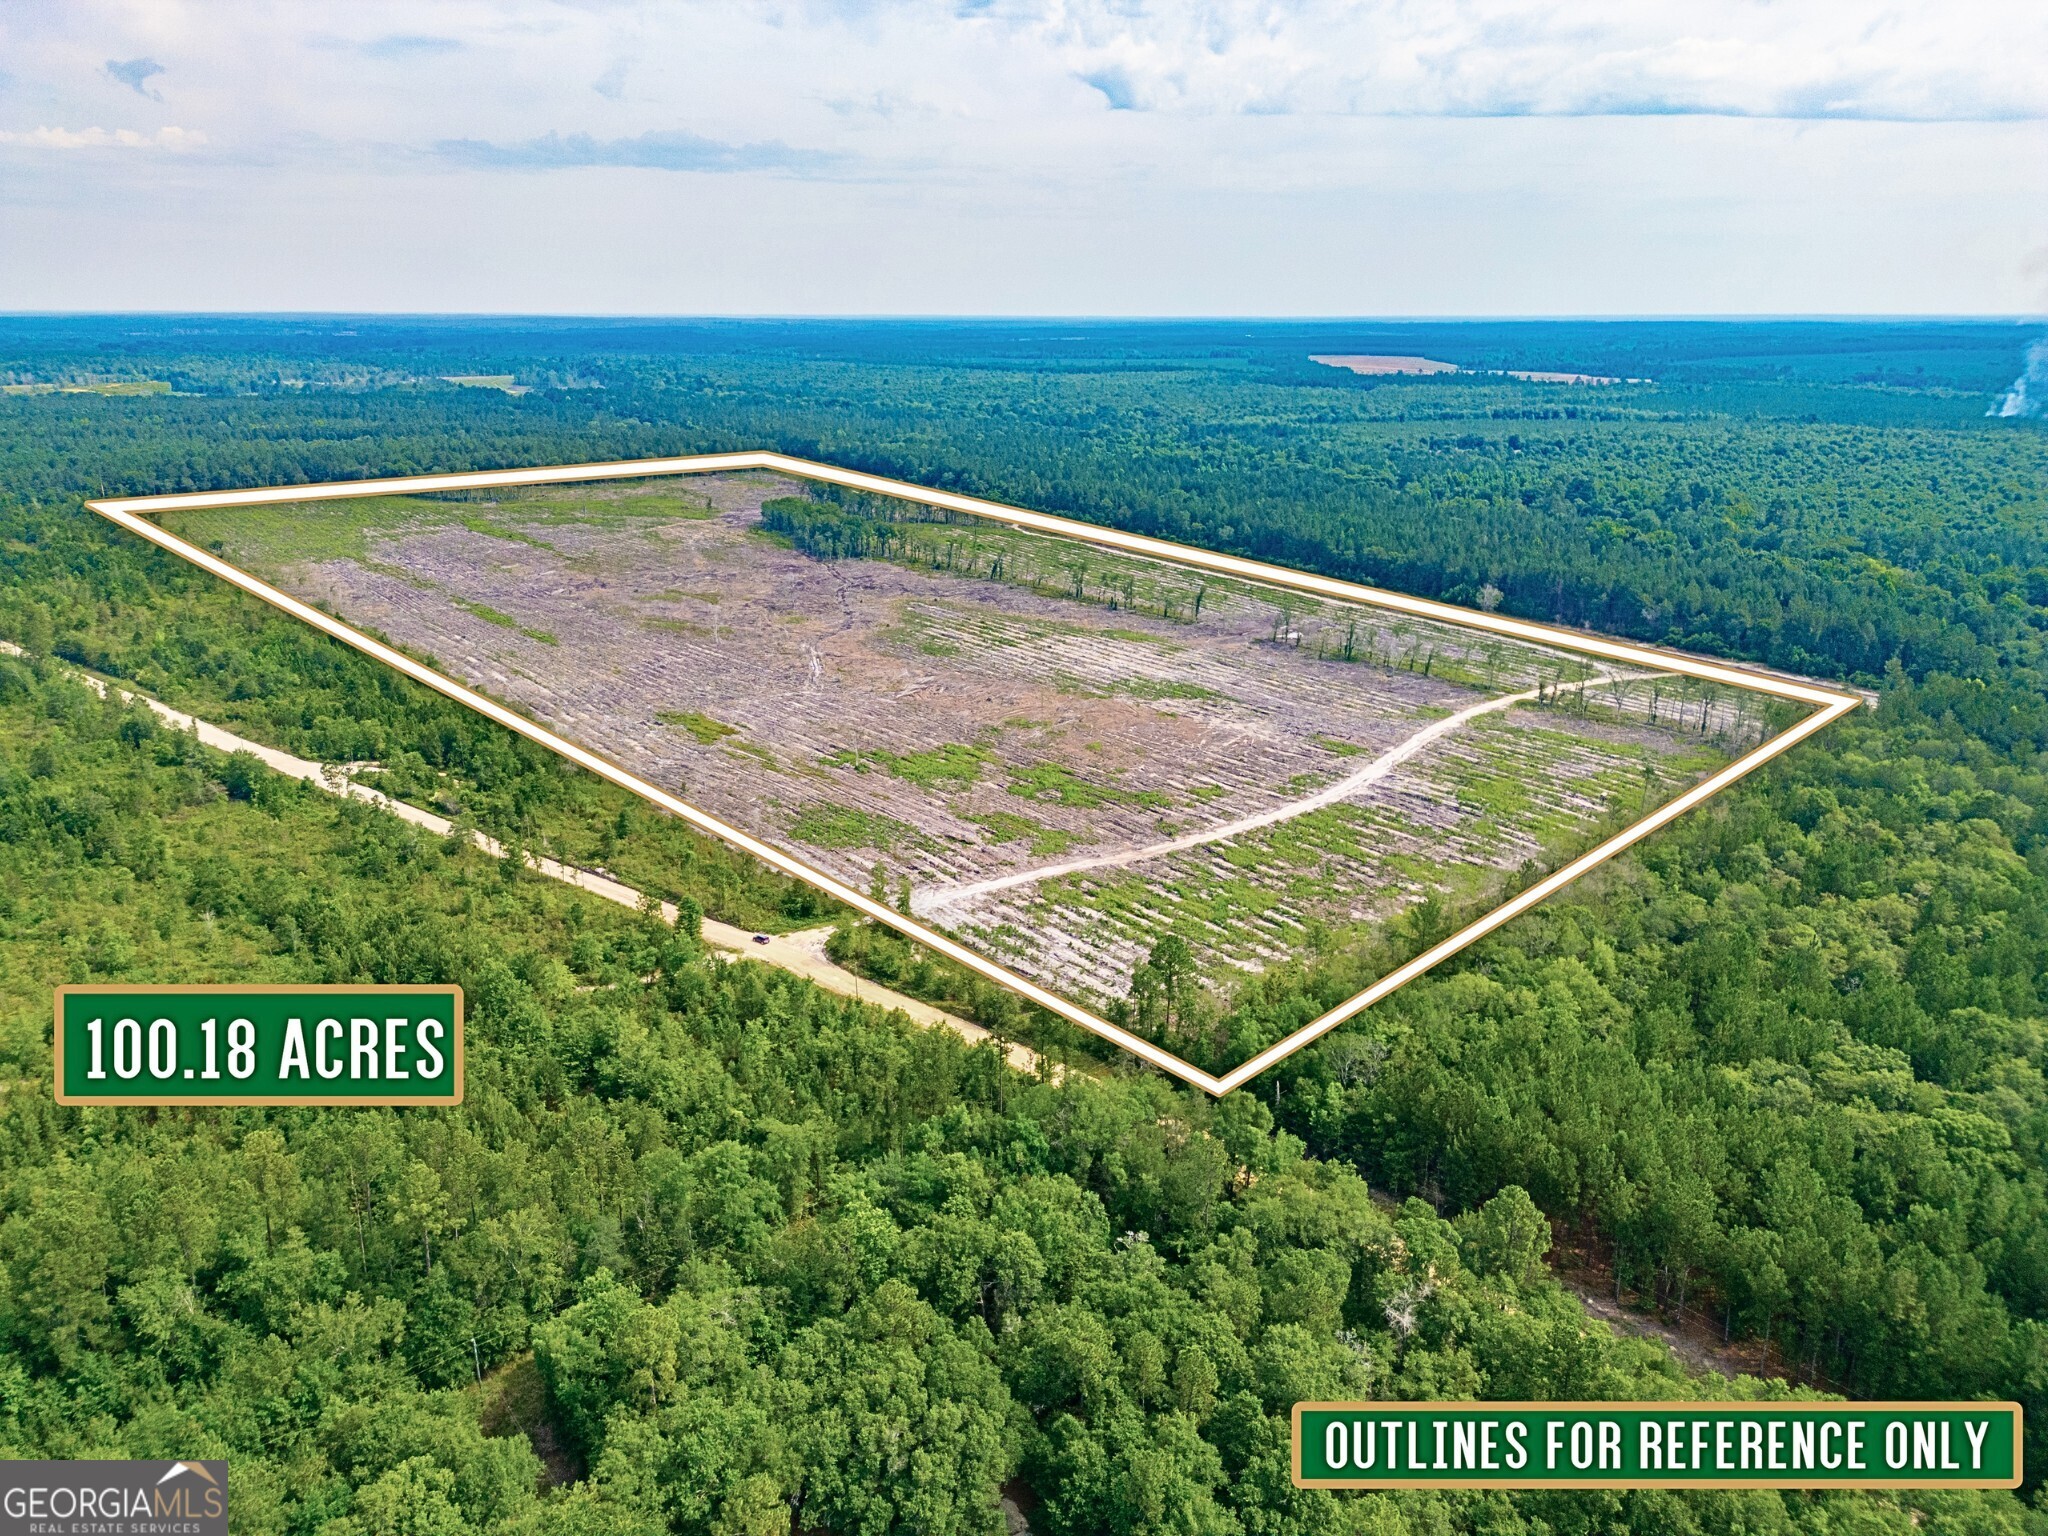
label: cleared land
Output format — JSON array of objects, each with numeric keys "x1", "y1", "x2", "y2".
[
  {"x1": 1308, "y1": 354, "x2": 1459, "y2": 375},
  {"x1": 171, "y1": 474, "x2": 1766, "y2": 1009},
  {"x1": 1307, "y1": 357, "x2": 1634, "y2": 385}
]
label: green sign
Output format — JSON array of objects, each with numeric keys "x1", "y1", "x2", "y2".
[
  {"x1": 1293, "y1": 1402, "x2": 2022, "y2": 1490},
  {"x1": 56, "y1": 986, "x2": 463, "y2": 1106}
]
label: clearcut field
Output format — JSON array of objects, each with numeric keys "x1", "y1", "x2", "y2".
[{"x1": 171, "y1": 473, "x2": 1761, "y2": 1006}]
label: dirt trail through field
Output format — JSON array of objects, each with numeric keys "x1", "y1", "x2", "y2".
[
  {"x1": 4, "y1": 641, "x2": 1045, "y2": 1078},
  {"x1": 917, "y1": 671, "x2": 1655, "y2": 917}
]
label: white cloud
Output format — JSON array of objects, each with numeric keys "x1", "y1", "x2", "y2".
[
  {"x1": 1015, "y1": 0, "x2": 2048, "y2": 121},
  {"x1": 0, "y1": 0, "x2": 2040, "y2": 313},
  {"x1": 0, "y1": 124, "x2": 204, "y2": 149}
]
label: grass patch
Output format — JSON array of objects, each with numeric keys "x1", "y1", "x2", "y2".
[
  {"x1": 641, "y1": 616, "x2": 713, "y2": 637},
  {"x1": 454, "y1": 599, "x2": 556, "y2": 645},
  {"x1": 825, "y1": 742, "x2": 993, "y2": 791},
  {"x1": 170, "y1": 479, "x2": 716, "y2": 577},
  {"x1": 968, "y1": 811, "x2": 1093, "y2": 857},
  {"x1": 1006, "y1": 762, "x2": 1171, "y2": 811},
  {"x1": 788, "y1": 801, "x2": 926, "y2": 851},
  {"x1": 658, "y1": 710, "x2": 739, "y2": 745},
  {"x1": 169, "y1": 495, "x2": 427, "y2": 570},
  {"x1": 470, "y1": 483, "x2": 720, "y2": 524},
  {"x1": 1313, "y1": 734, "x2": 1368, "y2": 757},
  {"x1": 1053, "y1": 673, "x2": 1222, "y2": 702},
  {"x1": 1114, "y1": 677, "x2": 1217, "y2": 701}
]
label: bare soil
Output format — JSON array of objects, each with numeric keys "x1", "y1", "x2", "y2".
[
  {"x1": 1308, "y1": 354, "x2": 1459, "y2": 375},
  {"x1": 178, "y1": 474, "x2": 1757, "y2": 1011}
]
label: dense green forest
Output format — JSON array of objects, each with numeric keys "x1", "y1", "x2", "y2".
[
  {"x1": 5, "y1": 648, "x2": 1953, "y2": 1536},
  {"x1": 1, "y1": 317, "x2": 2045, "y2": 1534}
]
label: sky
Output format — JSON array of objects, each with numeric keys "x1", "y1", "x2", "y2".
[{"x1": 1, "y1": 1, "x2": 2045, "y2": 316}]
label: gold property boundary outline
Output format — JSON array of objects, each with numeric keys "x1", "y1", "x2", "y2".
[{"x1": 88, "y1": 452, "x2": 1863, "y2": 1097}]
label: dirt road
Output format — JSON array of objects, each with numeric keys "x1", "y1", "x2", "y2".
[
  {"x1": 8, "y1": 642, "x2": 1043, "y2": 1078},
  {"x1": 918, "y1": 671, "x2": 1655, "y2": 915}
]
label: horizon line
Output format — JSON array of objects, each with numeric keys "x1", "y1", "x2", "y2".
[{"x1": 1, "y1": 310, "x2": 2042, "y2": 325}]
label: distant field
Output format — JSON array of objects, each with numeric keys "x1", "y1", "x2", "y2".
[
  {"x1": 172, "y1": 474, "x2": 1764, "y2": 1014},
  {"x1": 1309, "y1": 354, "x2": 1458, "y2": 375},
  {"x1": 1309, "y1": 356, "x2": 1632, "y2": 385},
  {"x1": 440, "y1": 374, "x2": 530, "y2": 394},
  {"x1": 1, "y1": 379, "x2": 171, "y2": 396}
]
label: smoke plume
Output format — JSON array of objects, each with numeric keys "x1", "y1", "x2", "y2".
[{"x1": 1992, "y1": 334, "x2": 2048, "y2": 419}]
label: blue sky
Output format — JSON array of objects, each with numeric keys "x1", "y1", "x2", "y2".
[{"x1": 0, "y1": 1, "x2": 2043, "y2": 315}]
